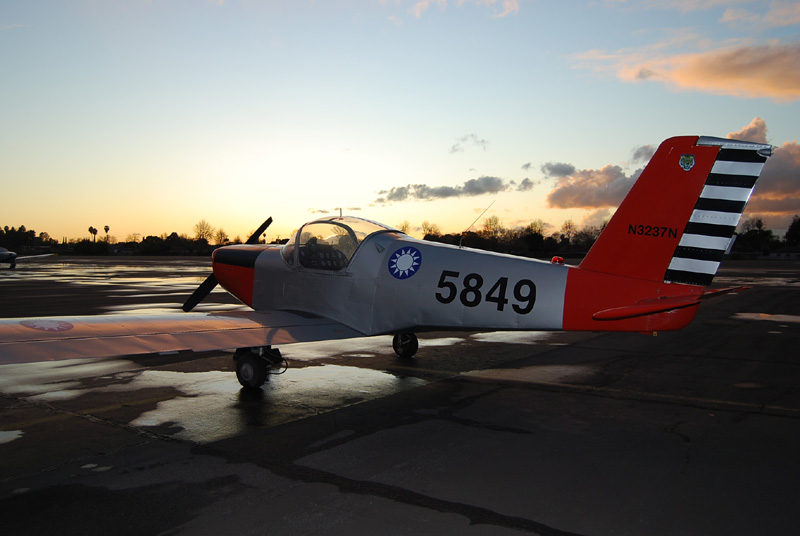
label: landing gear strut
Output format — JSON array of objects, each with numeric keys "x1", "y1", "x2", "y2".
[
  {"x1": 392, "y1": 333, "x2": 418, "y2": 359},
  {"x1": 234, "y1": 346, "x2": 285, "y2": 389}
]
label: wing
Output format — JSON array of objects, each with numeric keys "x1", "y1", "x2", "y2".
[{"x1": 0, "y1": 311, "x2": 363, "y2": 365}]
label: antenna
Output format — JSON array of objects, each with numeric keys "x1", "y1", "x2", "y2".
[{"x1": 459, "y1": 200, "x2": 495, "y2": 248}]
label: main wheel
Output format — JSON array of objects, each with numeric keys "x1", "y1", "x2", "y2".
[
  {"x1": 392, "y1": 333, "x2": 418, "y2": 359},
  {"x1": 235, "y1": 351, "x2": 268, "y2": 389}
]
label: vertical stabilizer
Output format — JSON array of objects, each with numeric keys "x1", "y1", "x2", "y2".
[{"x1": 578, "y1": 136, "x2": 772, "y2": 286}]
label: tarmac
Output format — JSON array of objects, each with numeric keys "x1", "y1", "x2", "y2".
[{"x1": 1, "y1": 257, "x2": 799, "y2": 535}]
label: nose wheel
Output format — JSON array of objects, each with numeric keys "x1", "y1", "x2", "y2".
[
  {"x1": 234, "y1": 346, "x2": 285, "y2": 389},
  {"x1": 392, "y1": 333, "x2": 418, "y2": 359}
]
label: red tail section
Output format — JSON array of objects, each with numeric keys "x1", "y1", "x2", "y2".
[
  {"x1": 563, "y1": 136, "x2": 772, "y2": 332},
  {"x1": 579, "y1": 136, "x2": 713, "y2": 282}
]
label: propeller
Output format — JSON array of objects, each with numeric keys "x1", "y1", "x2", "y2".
[{"x1": 182, "y1": 217, "x2": 273, "y2": 312}]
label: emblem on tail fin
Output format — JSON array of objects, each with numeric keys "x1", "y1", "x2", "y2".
[{"x1": 679, "y1": 154, "x2": 695, "y2": 171}]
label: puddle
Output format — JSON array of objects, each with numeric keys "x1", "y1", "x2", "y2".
[
  {"x1": 280, "y1": 336, "x2": 396, "y2": 360},
  {"x1": 0, "y1": 430, "x2": 24, "y2": 445},
  {"x1": 714, "y1": 276, "x2": 800, "y2": 287},
  {"x1": 465, "y1": 364, "x2": 596, "y2": 384},
  {"x1": 1, "y1": 359, "x2": 427, "y2": 444},
  {"x1": 0, "y1": 358, "x2": 138, "y2": 397},
  {"x1": 470, "y1": 331, "x2": 552, "y2": 344},
  {"x1": 124, "y1": 365, "x2": 427, "y2": 443},
  {"x1": 731, "y1": 313, "x2": 800, "y2": 324}
]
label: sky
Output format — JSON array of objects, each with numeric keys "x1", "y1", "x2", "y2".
[{"x1": 2, "y1": 0, "x2": 798, "y2": 243}]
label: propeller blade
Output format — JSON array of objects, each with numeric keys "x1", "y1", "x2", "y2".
[
  {"x1": 246, "y1": 217, "x2": 273, "y2": 244},
  {"x1": 182, "y1": 273, "x2": 218, "y2": 312}
]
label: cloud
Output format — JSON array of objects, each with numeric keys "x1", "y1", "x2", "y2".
[
  {"x1": 543, "y1": 119, "x2": 799, "y2": 216},
  {"x1": 580, "y1": 208, "x2": 614, "y2": 229},
  {"x1": 748, "y1": 140, "x2": 800, "y2": 211},
  {"x1": 375, "y1": 175, "x2": 513, "y2": 203},
  {"x1": 409, "y1": 0, "x2": 519, "y2": 18},
  {"x1": 631, "y1": 144, "x2": 656, "y2": 164},
  {"x1": 450, "y1": 133, "x2": 489, "y2": 153},
  {"x1": 540, "y1": 162, "x2": 577, "y2": 178},
  {"x1": 728, "y1": 117, "x2": 768, "y2": 144},
  {"x1": 724, "y1": 117, "x2": 800, "y2": 226},
  {"x1": 646, "y1": 0, "x2": 750, "y2": 14},
  {"x1": 722, "y1": 1, "x2": 800, "y2": 29},
  {"x1": 545, "y1": 165, "x2": 641, "y2": 209},
  {"x1": 574, "y1": 40, "x2": 800, "y2": 102},
  {"x1": 409, "y1": 0, "x2": 447, "y2": 18},
  {"x1": 515, "y1": 178, "x2": 535, "y2": 191}
]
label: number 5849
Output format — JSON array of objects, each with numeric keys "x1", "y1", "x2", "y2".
[{"x1": 434, "y1": 270, "x2": 536, "y2": 314}]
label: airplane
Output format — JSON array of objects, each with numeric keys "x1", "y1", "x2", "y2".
[
  {"x1": 0, "y1": 135, "x2": 774, "y2": 389},
  {"x1": 0, "y1": 247, "x2": 19, "y2": 269},
  {"x1": 0, "y1": 247, "x2": 53, "y2": 269}
]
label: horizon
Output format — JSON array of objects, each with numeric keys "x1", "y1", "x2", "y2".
[{"x1": 2, "y1": 1, "x2": 798, "y2": 243}]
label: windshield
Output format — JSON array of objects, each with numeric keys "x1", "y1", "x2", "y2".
[{"x1": 281, "y1": 217, "x2": 398, "y2": 270}]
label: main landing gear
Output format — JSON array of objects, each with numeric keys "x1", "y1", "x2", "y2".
[
  {"x1": 234, "y1": 334, "x2": 419, "y2": 389},
  {"x1": 392, "y1": 333, "x2": 418, "y2": 359},
  {"x1": 234, "y1": 346, "x2": 286, "y2": 389}
]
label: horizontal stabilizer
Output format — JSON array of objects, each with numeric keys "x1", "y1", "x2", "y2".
[
  {"x1": 591, "y1": 285, "x2": 747, "y2": 321},
  {"x1": 592, "y1": 296, "x2": 701, "y2": 321}
]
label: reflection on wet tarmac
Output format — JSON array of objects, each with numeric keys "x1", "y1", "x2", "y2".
[
  {"x1": 0, "y1": 430, "x2": 23, "y2": 445},
  {"x1": 130, "y1": 366, "x2": 426, "y2": 442},
  {"x1": 0, "y1": 357, "x2": 427, "y2": 444},
  {"x1": 732, "y1": 312, "x2": 800, "y2": 323}
]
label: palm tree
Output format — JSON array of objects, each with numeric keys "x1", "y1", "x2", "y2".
[
  {"x1": 88, "y1": 226, "x2": 98, "y2": 242},
  {"x1": 104, "y1": 225, "x2": 110, "y2": 242}
]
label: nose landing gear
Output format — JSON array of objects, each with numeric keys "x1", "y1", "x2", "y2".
[{"x1": 234, "y1": 346, "x2": 286, "y2": 389}]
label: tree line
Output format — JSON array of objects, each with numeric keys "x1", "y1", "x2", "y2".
[
  {"x1": 0, "y1": 220, "x2": 251, "y2": 256},
  {"x1": 2, "y1": 215, "x2": 800, "y2": 258}
]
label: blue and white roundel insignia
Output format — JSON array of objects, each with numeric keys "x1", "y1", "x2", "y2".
[{"x1": 388, "y1": 247, "x2": 422, "y2": 279}]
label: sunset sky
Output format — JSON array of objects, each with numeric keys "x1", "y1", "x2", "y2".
[{"x1": 2, "y1": 0, "x2": 798, "y2": 243}]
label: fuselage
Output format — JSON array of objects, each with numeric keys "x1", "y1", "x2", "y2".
[{"x1": 211, "y1": 217, "x2": 702, "y2": 336}]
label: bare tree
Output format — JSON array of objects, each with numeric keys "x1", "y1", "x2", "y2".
[
  {"x1": 396, "y1": 221, "x2": 411, "y2": 234},
  {"x1": 481, "y1": 215, "x2": 503, "y2": 238},
  {"x1": 740, "y1": 216, "x2": 764, "y2": 233},
  {"x1": 421, "y1": 221, "x2": 441, "y2": 237},
  {"x1": 559, "y1": 220, "x2": 576, "y2": 241},
  {"x1": 213, "y1": 228, "x2": 229, "y2": 246},
  {"x1": 194, "y1": 219, "x2": 215, "y2": 241},
  {"x1": 525, "y1": 219, "x2": 548, "y2": 236}
]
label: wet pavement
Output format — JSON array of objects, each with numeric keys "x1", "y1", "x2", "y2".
[{"x1": 1, "y1": 257, "x2": 799, "y2": 535}]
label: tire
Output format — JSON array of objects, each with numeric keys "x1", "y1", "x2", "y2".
[
  {"x1": 392, "y1": 333, "x2": 419, "y2": 359},
  {"x1": 235, "y1": 351, "x2": 268, "y2": 389}
]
